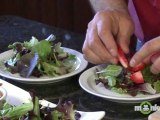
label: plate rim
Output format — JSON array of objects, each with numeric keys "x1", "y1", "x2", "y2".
[
  {"x1": 0, "y1": 48, "x2": 88, "y2": 84},
  {"x1": 79, "y1": 65, "x2": 160, "y2": 102}
]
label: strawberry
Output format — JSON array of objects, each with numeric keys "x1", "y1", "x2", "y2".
[
  {"x1": 128, "y1": 63, "x2": 145, "y2": 72},
  {"x1": 118, "y1": 47, "x2": 128, "y2": 68},
  {"x1": 130, "y1": 71, "x2": 144, "y2": 84}
]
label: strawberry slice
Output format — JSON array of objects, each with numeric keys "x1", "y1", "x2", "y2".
[
  {"x1": 118, "y1": 47, "x2": 128, "y2": 68},
  {"x1": 130, "y1": 71, "x2": 144, "y2": 84},
  {"x1": 128, "y1": 63, "x2": 145, "y2": 72}
]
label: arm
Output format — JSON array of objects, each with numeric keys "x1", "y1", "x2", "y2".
[{"x1": 89, "y1": 0, "x2": 128, "y2": 13}]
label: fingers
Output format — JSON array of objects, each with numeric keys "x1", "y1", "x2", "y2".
[
  {"x1": 83, "y1": 10, "x2": 134, "y2": 64},
  {"x1": 150, "y1": 56, "x2": 160, "y2": 74},
  {"x1": 130, "y1": 37, "x2": 160, "y2": 67},
  {"x1": 117, "y1": 15, "x2": 134, "y2": 54},
  {"x1": 150, "y1": 52, "x2": 160, "y2": 74},
  {"x1": 82, "y1": 21, "x2": 118, "y2": 64},
  {"x1": 151, "y1": 52, "x2": 160, "y2": 63},
  {"x1": 117, "y1": 34, "x2": 130, "y2": 54},
  {"x1": 82, "y1": 49, "x2": 103, "y2": 64},
  {"x1": 83, "y1": 49, "x2": 117, "y2": 64},
  {"x1": 96, "y1": 19, "x2": 118, "y2": 57}
]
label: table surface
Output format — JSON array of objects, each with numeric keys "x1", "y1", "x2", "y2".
[{"x1": 0, "y1": 15, "x2": 159, "y2": 120}]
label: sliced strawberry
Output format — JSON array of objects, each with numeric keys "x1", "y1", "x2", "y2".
[
  {"x1": 118, "y1": 47, "x2": 128, "y2": 68},
  {"x1": 128, "y1": 63, "x2": 145, "y2": 72},
  {"x1": 130, "y1": 71, "x2": 144, "y2": 84}
]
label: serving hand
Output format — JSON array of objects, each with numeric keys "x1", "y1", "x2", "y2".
[
  {"x1": 82, "y1": 9, "x2": 134, "y2": 64},
  {"x1": 130, "y1": 37, "x2": 160, "y2": 74}
]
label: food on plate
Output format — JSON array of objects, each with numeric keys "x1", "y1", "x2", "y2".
[
  {"x1": 0, "y1": 95, "x2": 81, "y2": 120},
  {"x1": 0, "y1": 83, "x2": 2, "y2": 98},
  {"x1": 95, "y1": 47, "x2": 160, "y2": 96},
  {"x1": 0, "y1": 92, "x2": 2, "y2": 98},
  {"x1": 4, "y1": 35, "x2": 76, "y2": 78},
  {"x1": 0, "y1": 83, "x2": 6, "y2": 100}
]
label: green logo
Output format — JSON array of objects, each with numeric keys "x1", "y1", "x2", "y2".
[
  {"x1": 134, "y1": 101, "x2": 160, "y2": 114},
  {"x1": 140, "y1": 101, "x2": 152, "y2": 114}
]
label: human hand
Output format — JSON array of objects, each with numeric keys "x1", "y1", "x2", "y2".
[
  {"x1": 130, "y1": 37, "x2": 160, "y2": 74},
  {"x1": 82, "y1": 9, "x2": 134, "y2": 64}
]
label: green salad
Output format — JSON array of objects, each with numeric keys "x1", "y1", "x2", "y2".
[
  {"x1": 95, "y1": 46, "x2": 160, "y2": 96},
  {"x1": 95, "y1": 64, "x2": 160, "y2": 96},
  {"x1": 4, "y1": 35, "x2": 76, "y2": 78},
  {"x1": 0, "y1": 95, "x2": 81, "y2": 120}
]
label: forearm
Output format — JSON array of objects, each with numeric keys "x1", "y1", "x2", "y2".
[{"x1": 89, "y1": 0, "x2": 128, "y2": 13}]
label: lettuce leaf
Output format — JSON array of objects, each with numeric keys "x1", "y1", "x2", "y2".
[
  {"x1": 5, "y1": 35, "x2": 77, "y2": 78},
  {"x1": 32, "y1": 40, "x2": 52, "y2": 60},
  {"x1": 97, "y1": 65, "x2": 122, "y2": 77},
  {"x1": 106, "y1": 76, "x2": 116, "y2": 87},
  {"x1": 153, "y1": 80, "x2": 160, "y2": 93},
  {"x1": 41, "y1": 62, "x2": 67, "y2": 76},
  {"x1": 111, "y1": 87, "x2": 127, "y2": 94},
  {"x1": 23, "y1": 36, "x2": 39, "y2": 49}
]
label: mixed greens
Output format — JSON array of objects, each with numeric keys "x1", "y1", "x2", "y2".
[
  {"x1": 0, "y1": 96, "x2": 81, "y2": 120},
  {"x1": 95, "y1": 47, "x2": 160, "y2": 96},
  {"x1": 0, "y1": 84, "x2": 3, "y2": 98},
  {"x1": 4, "y1": 35, "x2": 76, "y2": 78},
  {"x1": 95, "y1": 65, "x2": 160, "y2": 96}
]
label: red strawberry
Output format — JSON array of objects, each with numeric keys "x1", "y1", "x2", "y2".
[
  {"x1": 118, "y1": 47, "x2": 128, "y2": 68},
  {"x1": 128, "y1": 63, "x2": 145, "y2": 72},
  {"x1": 130, "y1": 71, "x2": 144, "y2": 84}
]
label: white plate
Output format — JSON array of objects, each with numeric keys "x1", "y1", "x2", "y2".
[
  {"x1": 39, "y1": 99, "x2": 105, "y2": 120},
  {"x1": 0, "y1": 79, "x2": 105, "y2": 120},
  {"x1": 0, "y1": 48, "x2": 88, "y2": 84},
  {"x1": 79, "y1": 65, "x2": 160, "y2": 103}
]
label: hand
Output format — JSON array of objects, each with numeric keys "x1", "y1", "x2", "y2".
[
  {"x1": 82, "y1": 9, "x2": 134, "y2": 64},
  {"x1": 130, "y1": 37, "x2": 160, "y2": 74}
]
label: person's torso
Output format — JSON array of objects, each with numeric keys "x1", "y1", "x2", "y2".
[{"x1": 128, "y1": 0, "x2": 160, "y2": 42}]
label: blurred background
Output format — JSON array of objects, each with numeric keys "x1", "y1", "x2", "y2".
[{"x1": 0, "y1": 0, "x2": 94, "y2": 34}]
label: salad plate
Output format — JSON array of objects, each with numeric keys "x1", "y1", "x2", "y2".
[
  {"x1": 0, "y1": 79, "x2": 105, "y2": 120},
  {"x1": 0, "y1": 48, "x2": 88, "y2": 84},
  {"x1": 79, "y1": 65, "x2": 160, "y2": 103}
]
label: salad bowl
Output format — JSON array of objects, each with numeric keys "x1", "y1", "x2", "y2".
[
  {"x1": 79, "y1": 65, "x2": 160, "y2": 103},
  {"x1": 0, "y1": 48, "x2": 88, "y2": 84}
]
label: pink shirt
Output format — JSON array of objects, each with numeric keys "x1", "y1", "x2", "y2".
[{"x1": 128, "y1": 0, "x2": 160, "y2": 42}]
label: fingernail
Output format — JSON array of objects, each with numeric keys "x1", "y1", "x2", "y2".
[
  {"x1": 110, "y1": 49, "x2": 117, "y2": 57},
  {"x1": 130, "y1": 59, "x2": 136, "y2": 67}
]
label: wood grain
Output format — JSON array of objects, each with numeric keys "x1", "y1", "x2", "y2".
[{"x1": 0, "y1": 0, "x2": 93, "y2": 33}]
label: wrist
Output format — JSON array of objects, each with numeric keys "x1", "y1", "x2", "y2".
[
  {"x1": 103, "y1": 6, "x2": 129, "y2": 14},
  {"x1": 89, "y1": 0, "x2": 128, "y2": 13}
]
